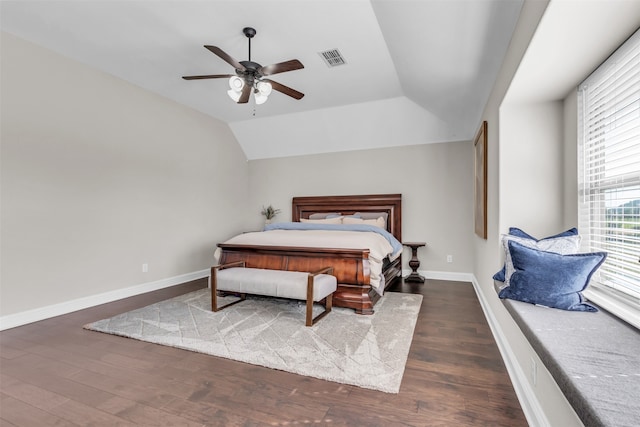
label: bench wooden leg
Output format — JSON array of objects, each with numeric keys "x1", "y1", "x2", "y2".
[
  {"x1": 211, "y1": 265, "x2": 246, "y2": 312},
  {"x1": 212, "y1": 264, "x2": 334, "y2": 325},
  {"x1": 306, "y1": 271, "x2": 334, "y2": 327}
]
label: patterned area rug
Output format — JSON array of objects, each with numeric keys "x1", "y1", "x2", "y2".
[{"x1": 84, "y1": 289, "x2": 422, "y2": 393}]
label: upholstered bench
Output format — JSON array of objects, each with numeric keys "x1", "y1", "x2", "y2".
[
  {"x1": 210, "y1": 261, "x2": 337, "y2": 326},
  {"x1": 495, "y1": 281, "x2": 640, "y2": 426}
]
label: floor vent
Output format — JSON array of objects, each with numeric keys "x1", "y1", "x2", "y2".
[{"x1": 319, "y1": 49, "x2": 347, "y2": 67}]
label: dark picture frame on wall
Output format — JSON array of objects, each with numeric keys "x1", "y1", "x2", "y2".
[{"x1": 474, "y1": 121, "x2": 488, "y2": 239}]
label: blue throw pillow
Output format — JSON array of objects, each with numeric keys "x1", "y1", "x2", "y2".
[
  {"x1": 493, "y1": 227, "x2": 579, "y2": 282},
  {"x1": 493, "y1": 267, "x2": 507, "y2": 282},
  {"x1": 509, "y1": 227, "x2": 578, "y2": 240},
  {"x1": 498, "y1": 241, "x2": 606, "y2": 312}
]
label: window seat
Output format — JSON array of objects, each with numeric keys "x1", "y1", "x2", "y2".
[{"x1": 495, "y1": 281, "x2": 640, "y2": 427}]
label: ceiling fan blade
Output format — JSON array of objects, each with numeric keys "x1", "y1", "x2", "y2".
[
  {"x1": 263, "y1": 79, "x2": 304, "y2": 100},
  {"x1": 182, "y1": 74, "x2": 234, "y2": 80},
  {"x1": 237, "y1": 83, "x2": 251, "y2": 104},
  {"x1": 259, "y1": 59, "x2": 304, "y2": 76},
  {"x1": 204, "y1": 45, "x2": 246, "y2": 71}
]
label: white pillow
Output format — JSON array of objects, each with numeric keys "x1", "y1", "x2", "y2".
[
  {"x1": 308, "y1": 212, "x2": 341, "y2": 219},
  {"x1": 355, "y1": 212, "x2": 388, "y2": 228},
  {"x1": 300, "y1": 217, "x2": 343, "y2": 224},
  {"x1": 501, "y1": 233, "x2": 582, "y2": 288},
  {"x1": 343, "y1": 216, "x2": 386, "y2": 229}
]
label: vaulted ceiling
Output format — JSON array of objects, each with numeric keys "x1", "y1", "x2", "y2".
[{"x1": 1, "y1": 0, "x2": 523, "y2": 159}]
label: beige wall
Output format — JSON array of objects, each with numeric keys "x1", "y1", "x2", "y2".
[
  {"x1": 563, "y1": 91, "x2": 579, "y2": 227},
  {"x1": 1, "y1": 33, "x2": 250, "y2": 316},
  {"x1": 472, "y1": 0, "x2": 550, "y2": 308},
  {"x1": 248, "y1": 142, "x2": 474, "y2": 274},
  {"x1": 499, "y1": 99, "x2": 583, "y2": 427},
  {"x1": 473, "y1": 1, "x2": 578, "y2": 426},
  {"x1": 473, "y1": 0, "x2": 640, "y2": 425},
  {"x1": 500, "y1": 101, "x2": 566, "y2": 235},
  {"x1": 472, "y1": 1, "x2": 585, "y2": 425},
  {"x1": 2, "y1": 3, "x2": 634, "y2": 422}
]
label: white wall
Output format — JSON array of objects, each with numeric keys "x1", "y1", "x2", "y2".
[
  {"x1": 473, "y1": 0, "x2": 640, "y2": 425},
  {"x1": 232, "y1": 97, "x2": 455, "y2": 160},
  {"x1": 248, "y1": 142, "x2": 474, "y2": 274},
  {"x1": 563, "y1": 91, "x2": 578, "y2": 227},
  {"x1": 471, "y1": 2, "x2": 582, "y2": 424},
  {"x1": 2, "y1": 6, "x2": 636, "y2": 426},
  {"x1": 498, "y1": 92, "x2": 584, "y2": 427},
  {"x1": 500, "y1": 101, "x2": 565, "y2": 236},
  {"x1": 1, "y1": 32, "x2": 250, "y2": 318}
]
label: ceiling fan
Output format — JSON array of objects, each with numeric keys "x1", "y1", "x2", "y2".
[{"x1": 182, "y1": 27, "x2": 304, "y2": 104}]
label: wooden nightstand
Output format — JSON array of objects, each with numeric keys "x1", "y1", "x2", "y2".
[{"x1": 403, "y1": 242, "x2": 426, "y2": 283}]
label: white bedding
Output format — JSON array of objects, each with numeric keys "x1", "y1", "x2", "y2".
[{"x1": 215, "y1": 229, "x2": 400, "y2": 293}]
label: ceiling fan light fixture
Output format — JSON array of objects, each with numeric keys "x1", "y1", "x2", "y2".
[
  {"x1": 254, "y1": 92, "x2": 268, "y2": 105},
  {"x1": 227, "y1": 76, "x2": 245, "y2": 102},
  {"x1": 228, "y1": 75, "x2": 244, "y2": 91},
  {"x1": 227, "y1": 89, "x2": 241, "y2": 102},
  {"x1": 254, "y1": 80, "x2": 272, "y2": 105},
  {"x1": 183, "y1": 27, "x2": 304, "y2": 105},
  {"x1": 257, "y1": 80, "x2": 272, "y2": 96}
]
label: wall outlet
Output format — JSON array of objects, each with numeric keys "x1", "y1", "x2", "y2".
[
  {"x1": 446, "y1": 255, "x2": 453, "y2": 263},
  {"x1": 530, "y1": 357, "x2": 537, "y2": 386},
  {"x1": 142, "y1": 263, "x2": 149, "y2": 273}
]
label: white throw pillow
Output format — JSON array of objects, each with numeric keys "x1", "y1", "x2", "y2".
[
  {"x1": 300, "y1": 217, "x2": 343, "y2": 224},
  {"x1": 343, "y1": 216, "x2": 386, "y2": 229},
  {"x1": 501, "y1": 233, "x2": 582, "y2": 288}
]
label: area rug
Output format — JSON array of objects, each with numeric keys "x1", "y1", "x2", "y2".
[{"x1": 84, "y1": 289, "x2": 422, "y2": 393}]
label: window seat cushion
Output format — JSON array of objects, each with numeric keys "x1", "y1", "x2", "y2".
[{"x1": 495, "y1": 281, "x2": 640, "y2": 426}]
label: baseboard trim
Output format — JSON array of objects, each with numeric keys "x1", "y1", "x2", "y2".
[
  {"x1": 470, "y1": 275, "x2": 549, "y2": 427},
  {"x1": 0, "y1": 269, "x2": 210, "y2": 331},
  {"x1": 402, "y1": 269, "x2": 474, "y2": 283},
  {"x1": 1, "y1": 269, "x2": 470, "y2": 331}
]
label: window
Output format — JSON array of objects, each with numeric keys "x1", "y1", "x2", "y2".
[{"x1": 578, "y1": 28, "x2": 640, "y2": 328}]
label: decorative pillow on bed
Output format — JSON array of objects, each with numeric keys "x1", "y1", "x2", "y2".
[
  {"x1": 355, "y1": 212, "x2": 389, "y2": 220},
  {"x1": 308, "y1": 212, "x2": 341, "y2": 219},
  {"x1": 300, "y1": 217, "x2": 343, "y2": 224},
  {"x1": 355, "y1": 212, "x2": 388, "y2": 228},
  {"x1": 493, "y1": 227, "x2": 579, "y2": 282},
  {"x1": 499, "y1": 241, "x2": 605, "y2": 312},
  {"x1": 500, "y1": 233, "x2": 581, "y2": 288},
  {"x1": 343, "y1": 216, "x2": 386, "y2": 228}
]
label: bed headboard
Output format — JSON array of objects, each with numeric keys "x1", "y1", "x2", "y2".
[{"x1": 292, "y1": 194, "x2": 402, "y2": 242}]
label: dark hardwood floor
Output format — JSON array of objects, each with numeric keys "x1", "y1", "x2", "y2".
[{"x1": 0, "y1": 278, "x2": 527, "y2": 426}]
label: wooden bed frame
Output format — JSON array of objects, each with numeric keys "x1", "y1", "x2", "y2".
[{"x1": 217, "y1": 194, "x2": 402, "y2": 314}]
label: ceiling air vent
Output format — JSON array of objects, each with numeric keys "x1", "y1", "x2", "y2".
[{"x1": 319, "y1": 49, "x2": 346, "y2": 67}]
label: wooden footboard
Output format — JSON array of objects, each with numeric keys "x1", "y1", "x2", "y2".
[
  {"x1": 217, "y1": 243, "x2": 399, "y2": 314},
  {"x1": 217, "y1": 193, "x2": 403, "y2": 314}
]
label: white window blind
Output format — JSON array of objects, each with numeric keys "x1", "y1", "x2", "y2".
[{"x1": 578, "y1": 28, "x2": 640, "y2": 315}]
